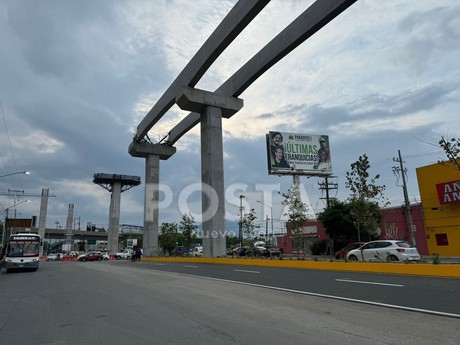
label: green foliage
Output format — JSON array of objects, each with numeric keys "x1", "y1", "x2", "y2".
[
  {"x1": 438, "y1": 136, "x2": 460, "y2": 170},
  {"x1": 432, "y1": 253, "x2": 441, "y2": 265},
  {"x1": 226, "y1": 235, "x2": 240, "y2": 248},
  {"x1": 345, "y1": 154, "x2": 388, "y2": 243},
  {"x1": 158, "y1": 222, "x2": 179, "y2": 255},
  {"x1": 241, "y1": 208, "x2": 257, "y2": 240},
  {"x1": 309, "y1": 239, "x2": 329, "y2": 255},
  {"x1": 179, "y1": 212, "x2": 198, "y2": 249},
  {"x1": 349, "y1": 199, "x2": 382, "y2": 241},
  {"x1": 317, "y1": 199, "x2": 357, "y2": 240},
  {"x1": 281, "y1": 182, "x2": 310, "y2": 251}
]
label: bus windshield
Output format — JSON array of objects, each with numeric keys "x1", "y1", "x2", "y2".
[{"x1": 7, "y1": 240, "x2": 40, "y2": 257}]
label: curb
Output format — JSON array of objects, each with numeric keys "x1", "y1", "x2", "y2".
[{"x1": 141, "y1": 257, "x2": 460, "y2": 279}]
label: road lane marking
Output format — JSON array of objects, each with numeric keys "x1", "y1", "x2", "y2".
[
  {"x1": 234, "y1": 269, "x2": 261, "y2": 274},
  {"x1": 184, "y1": 265, "x2": 199, "y2": 268},
  {"x1": 336, "y1": 279, "x2": 404, "y2": 287}
]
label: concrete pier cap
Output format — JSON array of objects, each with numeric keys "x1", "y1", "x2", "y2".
[
  {"x1": 176, "y1": 86, "x2": 243, "y2": 116},
  {"x1": 128, "y1": 141, "x2": 176, "y2": 159}
]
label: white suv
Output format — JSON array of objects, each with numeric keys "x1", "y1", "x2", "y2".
[
  {"x1": 114, "y1": 250, "x2": 132, "y2": 260},
  {"x1": 190, "y1": 247, "x2": 203, "y2": 257},
  {"x1": 347, "y1": 240, "x2": 420, "y2": 262}
]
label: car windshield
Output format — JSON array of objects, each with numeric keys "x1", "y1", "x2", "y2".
[{"x1": 396, "y1": 242, "x2": 411, "y2": 248}]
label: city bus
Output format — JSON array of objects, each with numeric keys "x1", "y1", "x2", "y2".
[{"x1": 1, "y1": 233, "x2": 42, "y2": 272}]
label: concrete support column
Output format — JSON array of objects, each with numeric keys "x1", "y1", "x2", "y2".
[
  {"x1": 108, "y1": 182, "x2": 121, "y2": 253},
  {"x1": 144, "y1": 154, "x2": 160, "y2": 257},
  {"x1": 201, "y1": 106, "x2": 226, "y2": 257},
  {"x1": 175, "y1": 86, "x2": 243, "y2": 257},
  {"x1": 128, "y1": 142, "x2": 176, "y2": 257},
  {"x1": 65, "y1": 204, "x2": 74, "y2": 252},
  {"x1": 38, "y1": 188, "x2": 49, "y2": 257}
]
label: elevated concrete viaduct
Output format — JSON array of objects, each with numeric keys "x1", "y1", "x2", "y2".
[{"x1": 130, "y1": 0, "x2": 357, "y2": 257}]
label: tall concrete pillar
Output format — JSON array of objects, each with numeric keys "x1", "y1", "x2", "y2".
[
  {"x1": 64, "y1": 204, "x2": 74, "y2": 252},
  {"x1": 37, "y1": 188, "x2": 49, "y2": 256},
  {"x1": 144, "y1": 154, "x2": 160, "y2": 256},
  {"x1": 201, "y1": 106, "x2": 226, "y2": 257},
  {"x1": 128, "y1": 142, "x2": 176, "y2": 257},
  {"x1": 176, "y1": 86, "x2": 243, "y2": 257},
  {"x1": 175, "y1": 86, "x2": 243, "y2": 257},
  {"x1": 93, "y1": 173, "x2": 141, "y2": 254},
  {"x1": 108, "y1": 182, "x2": 122, "y2": 253}
]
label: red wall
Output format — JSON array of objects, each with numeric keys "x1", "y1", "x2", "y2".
[{"x1": 276, "y1": 203, "x2": 429, "y2": 256}]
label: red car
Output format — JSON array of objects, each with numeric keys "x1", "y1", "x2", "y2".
[
  {"x1": 78, "y1": 251, "x2": 104, "y2": 262},
  {"x1": 335, "y1": 242, "x2": 365, "y2": 260}
]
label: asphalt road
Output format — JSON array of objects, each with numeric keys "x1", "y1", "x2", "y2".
[
  {"x1": 1, "y1": 261, "x2": 459, "y2": 345},
  {"x1": 122, "y1": 260, "x2": 460, "y2": 317}
]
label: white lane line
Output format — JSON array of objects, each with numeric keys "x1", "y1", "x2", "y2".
[
  {"x1": 336, "y1": 279, "x2": 404, "y2": 287},
  {"x1": 184, "y1": 265, "x2": 199, "y2": 268},
  {"x1": 234, "y1": 269, "x2": 261, "y2": 274}
]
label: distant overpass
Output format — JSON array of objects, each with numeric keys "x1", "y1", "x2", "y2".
[{"x1": 9, "y1": 225, "x2": 143, "y2": 242}]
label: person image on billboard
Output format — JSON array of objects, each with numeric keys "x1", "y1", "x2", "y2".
[
  {"x1": 313, "y1": 136, "x2": 330, "y2": 169},
  {"x1": 273, "y1": 146, "x2": 290, "y2": 169},
  {"x1": 270, "y1": 132, "x2": 283, "y2": 165}
]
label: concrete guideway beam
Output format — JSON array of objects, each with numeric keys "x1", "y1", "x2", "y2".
[
  {"x1": 167, "y1": 0, "x2": 357, "y2": 145},
  {"x1": 134, "y1": 0, "x2": 270, "y2": 141}
]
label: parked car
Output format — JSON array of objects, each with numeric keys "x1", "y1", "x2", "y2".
[
  {"x1": 347, "y1": 240, "x2": 420, "y2": 262},
  {"x1": 190, "y1": 247, "x2": 203, "y2": 257},
  {"x1": 252, "y1": 246, "x2": 270, "y2": 257},
  {"x1": 115, "y1": 250, "x2": 132, "y2": 260},
  {"x1": 46, "y1": 253, "x2": 62, "y2": 261},
  {"x1": 230, "y1": 247, "x2": 249, "y2": 257},
  {"x1": 78, "y1": 251, "x2": 104, "y2": 262},
  {"x1": 335, "y1": 242, "x2": 365, "y2": 260},
  {"x1": 265, "y1": 245, "x2": 281, "y2": 257},
  {"x1": 100, "y1": 251, "x2": 110, "y2": 260},
  {"x1": 171, "y1": 246, "x2": 189, "y2": 256}
]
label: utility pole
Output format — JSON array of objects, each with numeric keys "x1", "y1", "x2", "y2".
[
  {"x1": 318, "y1": 176, "x2": 338, "y2": 208},
  {"x1": 393, "y1": 150, "x2": 416, "y2": 247}
]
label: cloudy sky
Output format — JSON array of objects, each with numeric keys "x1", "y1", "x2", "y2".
[{"x1": 1, "y1": 0, "x2": 459, "y2": 236}]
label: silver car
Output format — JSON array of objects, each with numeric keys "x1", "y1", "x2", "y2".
[{"x1": 347, "y1": 240, "x2": 420, "y2": 262}]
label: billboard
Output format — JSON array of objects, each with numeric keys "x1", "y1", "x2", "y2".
[{"x1": 266, "y1": 131, "x2": 332, "y2": 176}]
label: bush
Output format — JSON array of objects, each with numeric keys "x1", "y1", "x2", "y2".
[{"x1": 309, "y1": 240, "x2": 329, "y2": 255}]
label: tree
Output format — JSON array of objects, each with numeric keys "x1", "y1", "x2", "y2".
[
  {"x1": 241, "y1": 209, "x2": 257, "y2": 241},
  {"x1": 345, "y1": 154, "x2": 387, "y2": 247},
  {"x1": 178, "y1": 212, "x2": 197, "y2": 249},
  {"x1": 439, "y1": 136, "x2": 460, "y2": 170},
  {"x1": 158, "y1": 222, "x2": 178, "y2": 255},
  {"x1": 317, "y1": 199, "x2": 356, "y2": 240},
  {"x1": 281, "y1": 181, "x2": 310, "y2": 253}
]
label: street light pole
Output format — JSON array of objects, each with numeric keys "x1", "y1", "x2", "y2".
[
  {"x1": 256, "y1": 200, "x2": 273, "y2": 245},
  {"x1": 0, "y1": 171, "x2": 30, "y2": 178}
]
